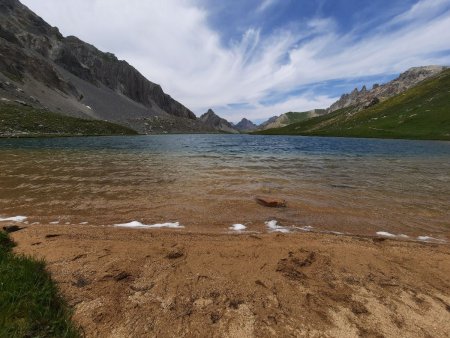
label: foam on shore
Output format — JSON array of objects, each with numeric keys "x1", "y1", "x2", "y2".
[
  {"x1": 229, "y1": 224, "x2": 247, "y2": 231},
  {"x1": 376, "y1": 231, "x2": 397, "y2": 238},
  {"x1": 376, "y1": 231, "x2": 409, "y2": 239},
  {"x1": 0, "y1": 216, "x2": 27, "y2": 222},
  {"x1": 328, "y1": 231, "x2": 345, "y2": 235},
  {"x1": 265, "y1": 220, "x2": 290, "y2": 233},
  {"x1": 294, "y1": 225, "x2": 314, "y2": 232},
  {"x1": 376, "y1": 232, "x2": 447, "y2": 243},
  {"x1": 115, "y1": 221, "x2": 184, "y2": 229},
  {"x1": 417, "y1": 236, "x2": 446, "y2": 243}
]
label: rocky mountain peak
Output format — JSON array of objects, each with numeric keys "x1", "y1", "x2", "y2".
[
  {"x1": 235, "y1": 118, "x2": 257, "y2": 131},
  {"x1": 328, "y1": 65, "x2": 446, "y2": 113},
  {"x1": 200, "y1": 109, "x2": 220, "y2": 121},
  {"x1": 398, "y1": 65, "x2": 446, "y2": 82},
  {"x1": 199, "y1": 109, "x2": 239, "y2": 134}
]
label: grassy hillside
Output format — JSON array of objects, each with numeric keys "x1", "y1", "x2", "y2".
[
  {"x1": 0, "y1": 231, "x2": 79, "y2": 337},
  {"x1": 284, "y1": 110, "x2": 327, "y2": 124},
  {"x1": 257, "y1": 69, "x2": 450, "y2": 140},
  {"x1": 258, "y1": 110, "x2": 327, "y2": 131},
  {"x1": 284, "y1": 111, "x2": 314, "y2": 123},
  {"x1": 0, "y1": 102, "x2": 138, "y2": 137}
]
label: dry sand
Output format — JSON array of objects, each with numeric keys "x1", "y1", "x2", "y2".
[{"x1": 11, "y1": 225, "x2": 450, "y2": 337}]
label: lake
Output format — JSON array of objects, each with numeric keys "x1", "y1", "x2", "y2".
[{"x1": 0, "y1": 134, "x2": 449, "y2": 241}]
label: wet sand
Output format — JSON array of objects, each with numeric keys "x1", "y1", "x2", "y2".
[{"x1": 11, "y1": 225, "x2": 450, "y2": 337}]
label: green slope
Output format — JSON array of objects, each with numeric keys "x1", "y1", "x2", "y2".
[
  {"x1": 285, "y1": 110, "x2": 327, "y2": 123},
  {"x1": 257, "y1": 68, "x2": 450, "y2": 140},
  {"x1": 284, "y1": 111, "x2": 315, "y2": 123},
  {"x1": 259, "y1": 110, "x2": 327, "y2": 130},
  {"x1": 0, "y1": 231, "x2": 79, "y2": 337},
  {"x1": 0, "y1": 102, "x2": 138, "y2": 137}
]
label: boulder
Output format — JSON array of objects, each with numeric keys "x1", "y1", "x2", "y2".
[{"x1": 255, "y1": 197, "x2": 287, "y2": 208}]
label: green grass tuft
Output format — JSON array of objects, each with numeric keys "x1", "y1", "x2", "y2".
[{"x1": 0, "y1": 231, "x2": 80, "y2": 338}]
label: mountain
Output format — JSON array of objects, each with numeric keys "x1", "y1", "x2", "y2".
[
  {"x1": 234, "y1": 118, "x2": 257, "y2": 132},
  {"x1": 256, "y1": 67, "x2": 450, "y2": 140},
  {"x1": 258, "y1": 110, "x2": 327, "y2": 130},
  {"x1": 0, "y1": 0, "x2": 214, "y2": 134},
  {"x1": 257, "y1": 66, "x2": 445, "y2": 133},
  {"x1": 329, "y1": 66, "x2": 446, "y2": 113},
  {"x1": 199, "y1": 109, "x2": 239, "y2": 133}
]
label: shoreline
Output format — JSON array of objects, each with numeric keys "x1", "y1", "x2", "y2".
[
  {"x1": 3, "y1": 219, "x2": 449, "y2": 245},
  {"x1": 2, "y1": 132, "x2": 450, "y2": 142},
  {"x1": 10, "y1": 224, "x2": 450, "y2": 337}
]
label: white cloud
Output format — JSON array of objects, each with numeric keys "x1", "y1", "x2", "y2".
[
  {"x1": 257, "y1": 0, "x2": 276, "y2": 12},
  {"x1": 21, "y1": 0, "x2": 450, "y2": 122},
  {"x1": 388, "y1": 0, "x2": 450, "y2": 26}
]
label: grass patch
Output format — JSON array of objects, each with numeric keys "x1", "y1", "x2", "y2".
[
  {"x1": 283, "y1": 110, "x2": 326, "y2": 124},
  {"x1": 0, "y1": 102, "x2": 138, "y2": 137},
  {"x1": 256, "y1": 69, "x2": 450, "y2": 140},
  {"x1": 0, "y1": 231, "x2": 80, "y2": 337}
]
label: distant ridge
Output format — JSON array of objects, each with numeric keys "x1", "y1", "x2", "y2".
[
  {"x1": 256, "y1": 66, "x2": 447, "y2": 133},
  {"x1": 256, "y1": 66, "x2": 450, "y2": 140},
  {"x1": 328, "y1": 66, "x2": 446, "y2": 113}
]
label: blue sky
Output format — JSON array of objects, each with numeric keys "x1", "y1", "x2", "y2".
[{"x1": 22, "y1": 0, "x2": 450, "y2": 123}]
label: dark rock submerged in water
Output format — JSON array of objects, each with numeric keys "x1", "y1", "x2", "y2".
[{"x1": 255, "y1": 197, "x2": 287, "y2": 208}]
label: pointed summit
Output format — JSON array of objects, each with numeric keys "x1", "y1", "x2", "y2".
[
  {"x1": 235, "y1": 118, "x2": 257, "y2": 131},
  {"x1": 199, "y1": 109, "x2": 239, "y2": 134}
]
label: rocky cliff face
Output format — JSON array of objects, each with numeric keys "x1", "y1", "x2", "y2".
[
  {"x1": 199, "y1": 109, "x2": 239, "y2": 133},
  {"x1": 329, "y1": 66, "x2": 446, "y2": 113},
  {"x1": 55, "y1": 36, "x2": 196, "y2": 120},
  {"x1": 235, "y1": 118, "x2": 257, "y2": 132},
  {"x1": 0, "y1": 0, "x2": 198, "y2": 133}
]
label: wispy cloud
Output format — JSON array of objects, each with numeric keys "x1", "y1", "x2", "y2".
[
  {"x1": 257, "y1": 0, "x2": 276, "y2": 12},
  {"x1": 21, "y1": 0, "x2": 450, "y2": 122}
]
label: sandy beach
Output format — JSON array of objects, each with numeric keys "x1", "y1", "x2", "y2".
[
  {"x1": 10, "y1": 225, "x2": 450, "y2": 337},
  {"x1": 2, "y1": 1, "x2": 450, "y2": 337}
]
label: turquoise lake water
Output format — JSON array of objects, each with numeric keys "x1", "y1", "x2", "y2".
[{"x1": 0, "y1": 135, "x2": 449, "y2": 241}]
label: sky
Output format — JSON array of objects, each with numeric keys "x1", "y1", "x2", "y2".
[{"x1": 21, "y1": 0, "x2": 450, "y2": 123}]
